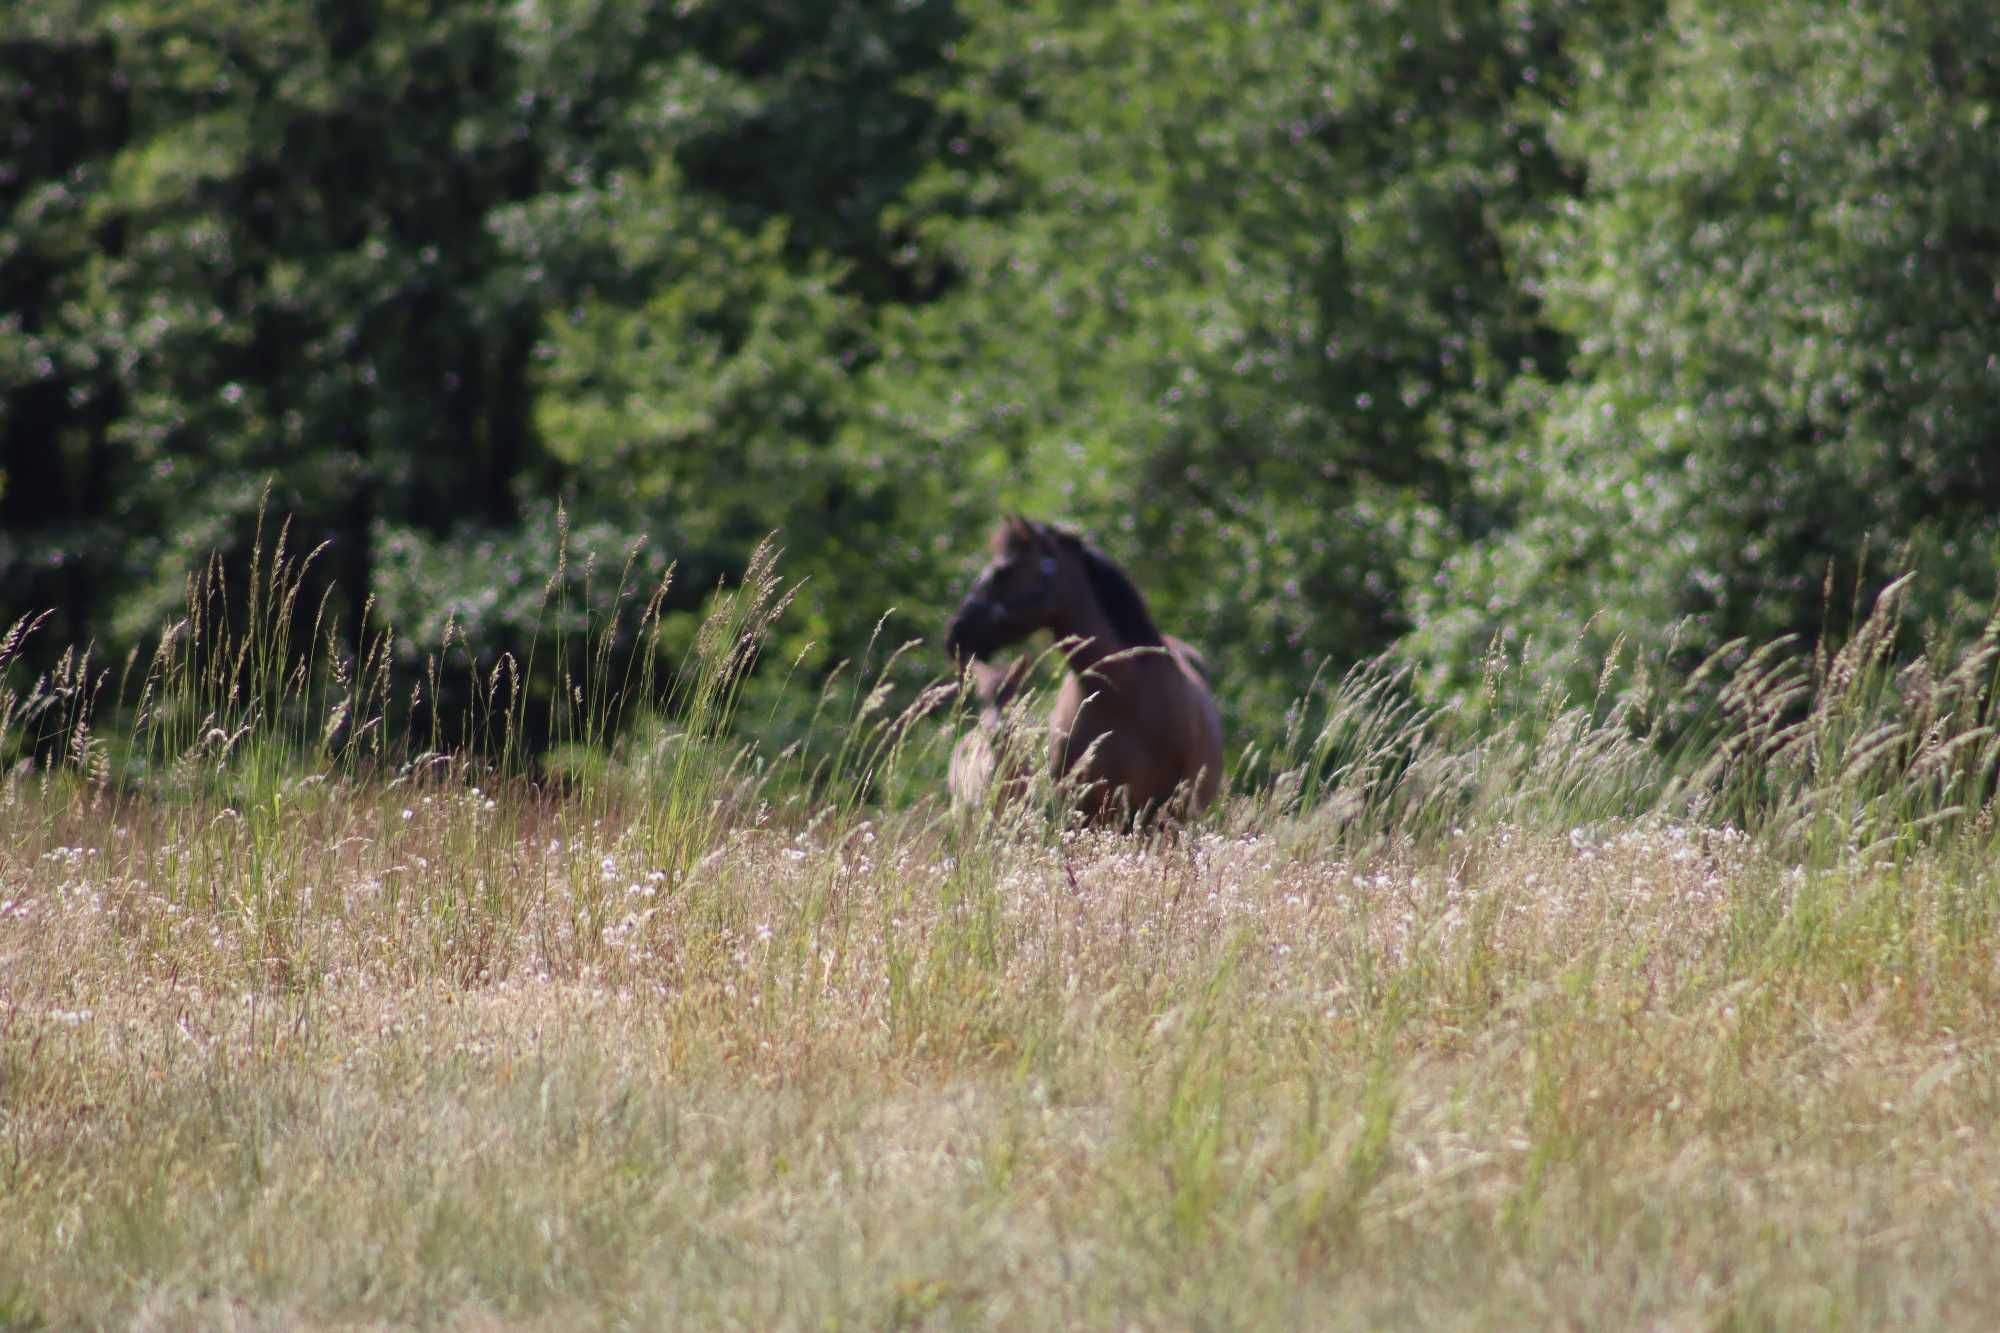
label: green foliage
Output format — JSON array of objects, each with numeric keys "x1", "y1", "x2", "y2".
[
  {"x1": 1408, "y1": 0, "x2": 2000, "y2": 705},
  {"x1": 5, "y1": 0, "x2": 1997, "y2": 764},
  {"x1": 871, "y1": 0, "x2": 1607, "y2": 730},
  {"x1": 522, "y1": 168, "x2": 865, "y2": 620},
  {"x1": 1, "y1": 0, "x2": 962, "y2": 727}
]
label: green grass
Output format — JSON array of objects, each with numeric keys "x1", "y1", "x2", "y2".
[{"x1": 4, "y1": 541, "x2": 2000, "y2": 1328}]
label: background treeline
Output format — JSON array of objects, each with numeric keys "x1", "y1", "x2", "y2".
[{"x1": 6, "y1": 0, "x2": 2000, "y2": 762}]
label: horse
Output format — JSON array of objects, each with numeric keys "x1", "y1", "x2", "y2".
[{"x1": 944, "y1": 516, "x2": 1224, "y2": 824}]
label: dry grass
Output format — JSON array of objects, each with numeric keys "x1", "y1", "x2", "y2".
[
  {"x1": 6, "y1": 538, "x2": 2000, "y2": 1328},
  {"x1": 5, "y1": 775, "x2": 2000, "y2": 1329}
]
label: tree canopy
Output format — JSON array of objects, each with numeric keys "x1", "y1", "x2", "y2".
[{"x1": 5, "y1": 0, "x2": 1996, "y2": 757}]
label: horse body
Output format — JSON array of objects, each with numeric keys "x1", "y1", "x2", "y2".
[
  {"x1": 945, "y1": 517, "x2": 1223, "y2": 824},
  {"x1": 1048, "y1": 635, "x2": 1222, "y2": 823}
]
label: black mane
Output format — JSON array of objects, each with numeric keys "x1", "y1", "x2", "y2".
[{"x1": 1056, "y1": 528, "x2": 1164, "y2": 648}]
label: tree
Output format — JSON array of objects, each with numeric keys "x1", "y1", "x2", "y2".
[
  {"x1": 1405, "y1": 0, "x2": 2000, "y2": 706},
  {"x1": 869, "y1": 0, "x2": 1613, "y2": 730},
  {"x1": 1, "y1": 0, "x2": 556, "y2": 662},
  {"x1": 2, "y1": 0, "x2": 971, "y2": 738},
  {"x1": 1, "y1": 18, "x2": 133, "y2": 652}
]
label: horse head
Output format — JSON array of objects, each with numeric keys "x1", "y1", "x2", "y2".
[{"x1": 944, "y1": 515, "x2": 1062, "y2": 663}]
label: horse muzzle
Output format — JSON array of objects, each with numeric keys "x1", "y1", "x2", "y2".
[
  {"x1": 945, "y1": 598, "x2": 1003, "y2": 662},
  {"x1": 943, "y1": 616, "x2": 983, "y2": 664}
]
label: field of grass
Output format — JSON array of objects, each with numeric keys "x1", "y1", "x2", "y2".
[{"x1": 5, "y1": 547, "x2": 2000, "y2": 1328}]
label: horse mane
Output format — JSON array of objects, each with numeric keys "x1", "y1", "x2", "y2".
[{"x1": 1050, "y1": 525, "x2": 1164, "y2": 649}]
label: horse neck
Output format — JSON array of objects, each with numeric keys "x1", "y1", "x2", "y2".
[{"x1": 1048, "y1": 587, "x2": 1146, "y2": 682}]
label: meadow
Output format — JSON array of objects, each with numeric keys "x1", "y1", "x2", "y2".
[{"x1": 4, "y1": 542, "x2": 2000, "y2": 1329}]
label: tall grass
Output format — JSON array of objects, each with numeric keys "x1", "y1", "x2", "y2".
[
  {"x1": 1237, "y1": 575, "x2": 2000, "y2": 874},
  {"x1": 5, "y1": 537, "x2": 2000, "y2": 1327},
  {"x1": 10, "y1": 509, "x2": 1995, "y2": 869}
]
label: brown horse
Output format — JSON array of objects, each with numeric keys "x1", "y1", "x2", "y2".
[{"x1": 944, "y1": 516, "x2": 1224, "y2": 824}]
